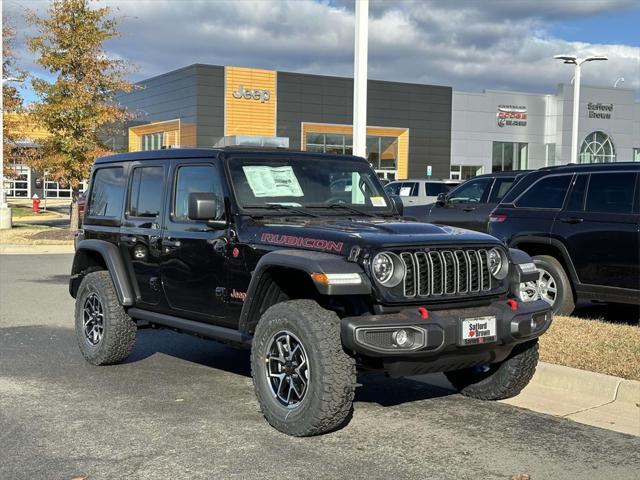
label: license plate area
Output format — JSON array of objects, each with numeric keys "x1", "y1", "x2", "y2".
[{"x1": 460, "y1": 316, "x2": 497, "y2": 346}]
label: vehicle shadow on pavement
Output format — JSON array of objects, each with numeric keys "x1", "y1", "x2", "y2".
[
  {"x1": 128, "y1": 329, "x2": 456, "y2": 407},
  {"x1": 126, "y1": 328, "x2": 253, "y2": 377}
]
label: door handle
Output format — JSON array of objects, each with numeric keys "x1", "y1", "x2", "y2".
[
  {"x1": 161, "y1": 238, "x2": 182, "y2": 249},
  {"x1": 560, "y1": 217, "x2": 584, "y2": 224},
  {"x1": 463, "y1": 207, "x2": 477, "y2": 212},
  {"x1": 120, "y1": 235, "x2": 137, "y2": 245}
]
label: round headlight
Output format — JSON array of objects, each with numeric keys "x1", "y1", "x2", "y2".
[
  {"x1": 488, "y1": 247, "x2": 509, "y2": 280},
  {"x1": 371, "y1": 252, "x2": 404, "y2": 287}
]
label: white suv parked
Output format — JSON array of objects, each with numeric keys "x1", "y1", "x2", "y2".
[{"x1": 384, "y1": 179, "x2": 460, "y2": 206}]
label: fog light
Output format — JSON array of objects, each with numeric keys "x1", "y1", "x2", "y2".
[{"x1": 393, "y1": 329, "x2": 411, "y2": 347}]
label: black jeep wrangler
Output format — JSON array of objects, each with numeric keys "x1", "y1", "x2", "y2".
[{"x1": 70, "y1": 148, "x2": 552, "y2": 436}]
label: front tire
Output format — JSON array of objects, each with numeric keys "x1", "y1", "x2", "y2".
[
  {"x1": 251, "y1": 300, "x2": 357, "y2": 436},
  {"x1": 444, "y1": 339, "x2": 539, "y2": 400},
  {"x1": 532, "y1": 255, "x2": 575, "y2": 315},
  {"x1": 74, "y1": 270, "x2": 137, "y2": 366}
]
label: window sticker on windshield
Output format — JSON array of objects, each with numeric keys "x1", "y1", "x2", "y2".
[
  {"x1": 242, "y1": 166, "x2": 304, "y2": 197},
  {"x1": 370, "y1": 196, "x2": 387, "y2": 207},
  {"x1": 399, "y1": 186, "x2": 412, "y2": 197}
]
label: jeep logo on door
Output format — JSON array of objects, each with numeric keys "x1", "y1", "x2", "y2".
[{"x1": 232, "y1": 85, "x2": 270, "y2": 103}]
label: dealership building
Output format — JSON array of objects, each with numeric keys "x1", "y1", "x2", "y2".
[{"x1": 6, "y1": 63, "x2": 640, "y2": 198}]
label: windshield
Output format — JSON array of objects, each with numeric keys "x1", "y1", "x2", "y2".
[{"x1": 228, "y1": 156, "x2": 394, "y2": 215}]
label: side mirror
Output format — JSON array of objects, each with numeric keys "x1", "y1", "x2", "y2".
[
  {"x1": 188, "y1": 192, "x2": 226, "y2": 227},
  {"x1": 389, "y1": 194, "x2": 404, "y2": 216},
  {"x1": 436, "y1": 192, "x2": 447, "y2": 206}
]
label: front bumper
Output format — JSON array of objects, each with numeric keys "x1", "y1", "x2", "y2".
[{"x1": 341, "y1": 298, "x2": 552, "y2": 376}]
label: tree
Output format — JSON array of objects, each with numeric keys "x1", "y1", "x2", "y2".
[
  {"x1": 2, "y1": 17, "x2": 29, "y2": 178},
  {"x1": 27, "y1": 0, "x2": 134, "y2": 230}
]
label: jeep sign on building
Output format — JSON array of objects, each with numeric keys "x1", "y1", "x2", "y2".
[{"x1": 110, "y1": 63, "x2": 639, "y2": 187}]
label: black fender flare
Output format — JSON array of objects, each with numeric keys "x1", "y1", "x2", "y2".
[
  {"x1": 508, "y1": 247, "x2": 538, "y2": 284},
  {"x1": 70, "y1": 239, "x2": 135, "y2": 306},
  {"x1": 509, "y1": 236, "x2": 579, "y2": 284},
  {"x1": 238, "y1": 249, "x2": 371, "y2": 333}
]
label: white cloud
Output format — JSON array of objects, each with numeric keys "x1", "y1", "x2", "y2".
[{"x1": 5, "y1": 0, "x2": 639, "y2": 99}]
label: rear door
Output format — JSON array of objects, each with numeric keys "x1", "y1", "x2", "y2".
[
  {"x1": 553, "y1": 171, "x2": 639, "y2": 290},
  {"x1": 160, "y1": 159, "x2": 233, "y2": 326},
  {"x1": 120, "y1": 162, "x2": 167, "y2": 307},
  {"x1": 428, "y1": 176, "x2": 493, "y2": 231}
]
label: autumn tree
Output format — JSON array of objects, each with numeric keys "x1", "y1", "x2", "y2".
[
  {"x1": 2, "y1": 17, "x2": 29, "y2": 178},
  {"x1": 27, "y1": 0, "x2": 134, "y2": 230}
]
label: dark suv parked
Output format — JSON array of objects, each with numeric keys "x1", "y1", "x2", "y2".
[
  {"x1": 489, "y1": 163, "x2": 640, "y2": 315},
  {"x1": 70, "y1": 148, "x2": 551, "y2": 436},
  {"x1": 404, "y1": 171, "x2": 529, "y2": 232}
]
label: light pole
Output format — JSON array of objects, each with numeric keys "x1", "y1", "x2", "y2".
[
  {"x1": 554, "y1": 54, "x2": 608, "y2": 164},
  {"x1": 352, "y1": 0, "x2": 369, "y2": 159}
]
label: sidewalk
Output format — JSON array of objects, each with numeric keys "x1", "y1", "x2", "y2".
[
  {"x1": 0, "y1": 244, "x2": 74, "y2": 255},
  {"x1": 415, "y1": 362, "x2": 640, "y2": 437}
]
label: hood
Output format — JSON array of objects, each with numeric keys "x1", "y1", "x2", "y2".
[{"x1": 239, "y1": 216, "x2": 500, "y2": 256}]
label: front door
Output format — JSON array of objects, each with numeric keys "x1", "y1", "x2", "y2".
[
  {"x1": 553, "y1": 171, "x2": 640, "y2": 290},
  {"x1": 428, "y1": 176, "x2": 493, "y2": 231},
  {"x1": 160, "y1": 160, "x2": 233, "y2": 326},
  {"x1": 120, "y1": 162, "x2": 167, "y2": 306}
]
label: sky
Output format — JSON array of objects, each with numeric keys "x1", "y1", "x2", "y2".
[{"x1": 4, "y1": 0, "x2": 640, "y2": 104}]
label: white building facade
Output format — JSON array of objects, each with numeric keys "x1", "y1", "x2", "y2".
[{"x1": 450, "y1": 83, "x2": 640, "y2": 179}]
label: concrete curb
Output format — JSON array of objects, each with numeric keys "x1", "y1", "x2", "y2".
[
  {"x1": 0, "y1": 244, "x2": 74, "y2": 255},
  {"x1": 13, "y1": 212, "x2": 65, "y2": 222},
  {"x1": 501, "y1": 362, "x2": 640, "y2": 436},
  {"x1": 414, "y1": 361, "x2": 640, "y2": 437}
]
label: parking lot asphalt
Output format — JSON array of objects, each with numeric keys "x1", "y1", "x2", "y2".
[{"x1": 1, "y1": 254, "x2": 639, "y2": 480}]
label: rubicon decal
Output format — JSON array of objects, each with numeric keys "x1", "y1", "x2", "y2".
[{"x1": 260, "y1": 233, "x2": 343, "y2": 253}]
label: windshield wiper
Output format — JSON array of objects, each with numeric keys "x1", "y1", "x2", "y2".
[
  {"x1": 306, "y1": 203, "x2": 377, "y2": 217},
  {"x1": 243, "y1": 204, "x2": 319, "y2": 217}
]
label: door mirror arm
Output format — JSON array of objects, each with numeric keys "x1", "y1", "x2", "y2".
[{"x1": 436, "y1": 192, "x2": 448, "y2": 206}]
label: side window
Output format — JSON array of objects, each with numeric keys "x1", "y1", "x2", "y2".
[
  {"x1": 565, "y1": 174, "x2": 588, "y2": 212},
  {"x1": 384, "y1": 183, "x2": 400, "y2": 196},
  {"x1": 399, "y1": 182, "x2": 417, "y2": 197},
  {"x1": 584, "y1": 172, "x2": 637, "y2": 214},
  {"x1": 515, "y1": 175, "x2": 572, "y2": 209},
  {"x1": 449, "y1": 178, "x2": 491, "y2": 204},
  {"x1": 173, "y1": 164, "x2": 225, "y2": 221},
  {"x1": 87, "y1": 167, "x2": 125, "y2": 218},
  {"x1": 128, "y1": 166, "x2": 164, "y2": 218},
  {"x1": 425, "y1": 183, "x2": 447, "y2": 196},
  {"x1": 488, "y1": 177, "x2": 516, "y2": 203}
]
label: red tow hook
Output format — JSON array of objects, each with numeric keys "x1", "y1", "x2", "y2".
[
  {"x1": 418, "y1": 307, "x2": 429, "y2": 319},
  {"x1": 507, "y1": 299, "x2": 518, "y2": 311}
]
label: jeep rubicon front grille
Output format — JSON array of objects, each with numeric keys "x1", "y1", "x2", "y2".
[{"x1": 397, "y1": 248, "x2": 494, "y2": 299}]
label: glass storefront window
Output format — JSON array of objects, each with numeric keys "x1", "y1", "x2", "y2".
[
  {"x1": 142, "y1": 132, "x2": 164, "y2": 151},
  {"x1": 634, "y1": 148, "x2": 640, "y2": 162},
  {"x1": 545, "y1": 143, "x2": 556, "y2": 166},
  {"x1": 450, "y1": 165, "x2": 483, "y2": 180},
  {"x1": 492, "y1": 141, "x2": 528, "y2": 171},
  {"x1": 304, "y1": 132, "x2": 398, "y2": 173},
  {"x1": 5, "y1": 161, "x2": 30, "y2": 198}
]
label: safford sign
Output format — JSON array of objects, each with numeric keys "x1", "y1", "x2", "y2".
[{"x1": 497, "y1": 105, "x2": 528, "y2": 127}]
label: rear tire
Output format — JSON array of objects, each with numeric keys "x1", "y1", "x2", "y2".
[
  {"x1": 251, "y1": 299, "x2": 357, "y2": 436},
  {"x1": 74, "y1": 271, "x2": 136, "y2": 366},
  {"x1": 532, "y1": 255, "x2": 575, "y2": 315},
  {"x1": 445, "y1": 339, "x2": 539, "y2": 400}
]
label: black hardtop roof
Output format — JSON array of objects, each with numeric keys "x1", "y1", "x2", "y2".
[
  {"x1": 538, "y1": 162, "x2": 640, "y2": 173},
  {"x1": 94, "y1": 147, "x2": 370, "y2": 165}
]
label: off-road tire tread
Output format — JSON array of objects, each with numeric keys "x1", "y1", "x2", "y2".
[
  {"x1": 251, "y1": 299, "x2": 357, "y2": 436},
  {"x1": 445, "y1": 339, "x2": 539, "y2": 400},
  {"x1": 75, "y1": 270, "x2": 136, "y2": 366}
]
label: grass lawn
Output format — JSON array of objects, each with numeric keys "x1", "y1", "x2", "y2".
[
  {"x1": 540, "y1": 315, "x2": 640, "y2": 380},
  {"x1": 0, "y1": 224, "x2": 74, "y2": 245},
  {"x1": 9, "y1": 204, "x2": 38, "y2": 217}
]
